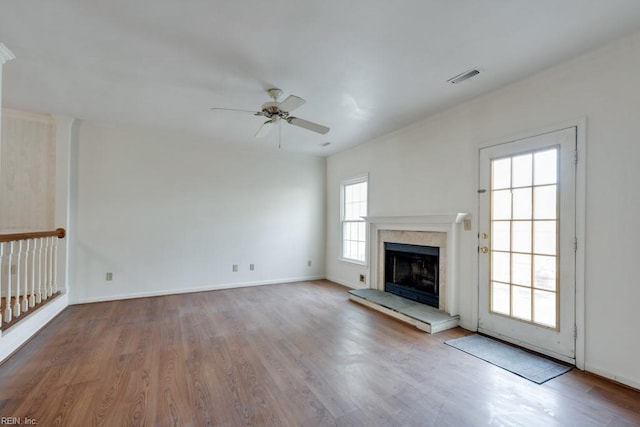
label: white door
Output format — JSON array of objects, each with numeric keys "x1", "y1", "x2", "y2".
[{"x1": 478, "y1": 127, "x2": 576, "y2": 362}]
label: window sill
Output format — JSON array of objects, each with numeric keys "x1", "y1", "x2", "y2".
[{"x1": 339, "y1": 257, "x2": 367, "y2": 267}]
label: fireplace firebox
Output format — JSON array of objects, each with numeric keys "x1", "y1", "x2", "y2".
[{"x1": 384, "y1": 242, "x2": 439, "y2": 308}]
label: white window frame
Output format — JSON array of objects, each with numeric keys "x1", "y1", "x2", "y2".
[{"x1": 340, "y1": 175, "x2": 368, "y2": 265}]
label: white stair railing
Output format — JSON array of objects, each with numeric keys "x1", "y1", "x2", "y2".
[{"x1": 0, "y1": 228, "x2": 65, "y2": 330}]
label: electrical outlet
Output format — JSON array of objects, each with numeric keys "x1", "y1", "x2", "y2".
[
  {"x1": 307, "y1": 260, "x2": 312, "y2": 267},
  {"x1": 250, "y1": 264, "x2": 255, "y2": 271},
  {"x1": 10, "y1": 264, "x2": 17, "y2": 275},
  {"x1": 359, "y1": 274, "x2": 366, "y2": 283},
  {"x1": 232, "y1": 264, "x2": 238, "y2": 272},
  {"x1": 106, "y1": 272, "x2": 113, "y2": 281}
]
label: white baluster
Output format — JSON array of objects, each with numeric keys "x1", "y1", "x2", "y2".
[
  {"x1": 21, "y1": 240, "x2": 29, "y2": 313},
  {"x1": 48, "y1": 236, "x2": 54, "y2": 297},
  {"x1": 37, "y1": 238, "x2": 43, "y2": 304},
  {"x1": 52, "y1": 236, "x2": 59, "y2": 294},
  {"x1": 41, "y1": 238, "x2": 47, "y2": 301},
  {"x1": 13, "y1": 240, "x2": 22, "y2": 317},
  {"x1": 42, "y1": 237, "x2": 49, "y2": 301},
  {"x1": 5, "y1": 241, "x2": 14, "y2": 323},
  {"x1": 29, "y1": 239, "x2": 36, "y2": 307}
]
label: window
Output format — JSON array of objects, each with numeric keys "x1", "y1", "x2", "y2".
[{"x1": 341, "y1": 176, "x2": 368, "y2": 263}]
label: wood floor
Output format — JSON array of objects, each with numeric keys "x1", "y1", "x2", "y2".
[{"x1": 0, "y1": 281, "x2": 638, "y2": 426}]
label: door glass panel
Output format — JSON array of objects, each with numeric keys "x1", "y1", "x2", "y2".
[
  {"x1": 492, "y1": 190, "x2": 512, "y2": 220},
  {"x1": 512, "y1": 221, "x2": 531, "y2": 253},
  {"x1": 512, "y1": 253, "x2": 531, "y2": 286},
  {"x1": 492, "y1": 251, "x2": 510, "y2": 283},
  {"x1": 491, "y1": 282, "x2": 510, "y2": 315},
  {"x1": 512, "y1": 286, "x2": 532, "y2": 321},
  {"x1": 512, "y1": 154, "x2": 532, "y2": 187},
  {"x1": 534, "y1": 255, "x2": 556, "y2": 291},
  {"x1": 534, "y1": 185, "x2": 557, "y2": 219},
  {"x1": 534, "y1": 149, "x2": 557, "y2": 185},
  {"x1": 534, "y1": 289, "x2": 556, "y2": 327},
  {"x1": 492, "y1": 221, "x2": 510, "y2": 252},
  {"x1": 489, "y1": 146, "x2": 559, "y2": 328},
  {"x1": 512, "y1": 188, "x2": 532, "y2": 219},
  {"x1": 492, "y1": 158, "x2": 511, "y2": 189},
  {"x1": 534, "y1": 220, "x2": 556, "y2": 255}
]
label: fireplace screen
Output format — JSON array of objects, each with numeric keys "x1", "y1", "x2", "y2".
[{"x1": 384, "y1": 242, "x2": 439, "y2": 308}]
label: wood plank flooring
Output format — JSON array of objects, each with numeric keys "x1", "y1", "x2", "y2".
[{"x1": 0, "y1": 280, "x2": 638, "y2": 426}]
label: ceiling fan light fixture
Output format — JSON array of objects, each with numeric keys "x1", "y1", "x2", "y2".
[{"x1": 447, "y1": 68, "x2": 480, "y2": 84}]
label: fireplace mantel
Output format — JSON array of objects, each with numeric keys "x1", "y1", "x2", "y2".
[
  {"x1": 363, "y1": 213, "x2": 468, "y2": 227},
  {"x1": 364, "y1": 213, "x2": 469, "y2": 316}
]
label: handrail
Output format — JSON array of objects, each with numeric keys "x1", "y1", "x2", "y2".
[
  {"x1": 0, "y1": 228, "x2": 66, "y2": 243},
  {"x1": 0, "y1": 227, "x2": 66, "y2": 331}
]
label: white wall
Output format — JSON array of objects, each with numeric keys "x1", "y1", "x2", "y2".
[
  {"x1": 72, "y1": 121, "x2": 326, "y2": 303},
  {"x1": 326, "y1": 31, "x2": 640, "y2": 388}
]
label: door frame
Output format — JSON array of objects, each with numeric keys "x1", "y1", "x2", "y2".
[{"x1": 473, "y1": 118, "x2": 586, "y2": 369}]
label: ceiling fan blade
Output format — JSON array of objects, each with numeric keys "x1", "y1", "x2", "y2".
[
  {"x1": 286, "y1": 117, "x2": 330, "y2": 135},
  {"x1": 255, "y1": 120, "x2": 276, "y2": 138},
  {"x1": 210, "y1": 107, "x2": 258, "y2": 114},
  {"x1": 278, "y1": 95, "x2": 305, "y2": 112}
]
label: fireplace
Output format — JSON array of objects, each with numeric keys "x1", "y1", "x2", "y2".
[
  {"x1": 365, "y1": 214, "x2": 469, "y2": 315},
  {"x1": 384, "y1": 242, "x2": 440, "y2": 308}
]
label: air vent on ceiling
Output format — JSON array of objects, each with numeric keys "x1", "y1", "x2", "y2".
[{"x1": 447, "y1": 68, "x2": 480, "y2": 84}]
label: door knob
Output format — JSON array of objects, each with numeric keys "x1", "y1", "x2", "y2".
[{"x1": 479, "y1": 246, "x2": 489, "y2": 254}]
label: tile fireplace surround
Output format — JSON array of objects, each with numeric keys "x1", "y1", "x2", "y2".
[{"x1": 364, "y1": 214, "x2": 469, "y2": 316}]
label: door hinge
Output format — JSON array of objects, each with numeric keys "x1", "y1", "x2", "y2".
[
  {"x1": 574, "y1": 237, "x2": 578, "y2": 252},
  {"x1": 574, "y1": 150, "x2": 578, "y2": 165},
  {"x1": 574, "y1": 324, "x2": 578, "y2": 340}
]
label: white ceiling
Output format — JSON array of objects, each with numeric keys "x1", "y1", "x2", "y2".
[{"x1": 2, "y1": 1, "x2": 640, "y2": 156}]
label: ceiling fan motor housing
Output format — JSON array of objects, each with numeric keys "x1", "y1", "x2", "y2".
[{"x1": 259, "y1": 101, "x2": 289, "y2": 119}]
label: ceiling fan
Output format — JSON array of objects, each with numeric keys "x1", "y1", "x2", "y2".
[{"x1": 210, "y1": 88, "x2": 330, "y2": 145}]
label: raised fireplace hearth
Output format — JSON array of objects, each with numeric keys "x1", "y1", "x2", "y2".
[{"x1": 385, "y1": 242, "x2": 440, "y2": 308}]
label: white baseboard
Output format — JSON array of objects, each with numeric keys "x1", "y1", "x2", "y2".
[
  {"x1": 0, "y1": 294, "x2": 69, "y2": 364},
  {"x1": 326, "y1": 276, "x2": 366, "y2": 289},
  {"x1": 584, "y1": 364, "x2": 640, "y2": 391},
  {"x1": 70, "y1": 275, "x2": 326, "y2": 305}
]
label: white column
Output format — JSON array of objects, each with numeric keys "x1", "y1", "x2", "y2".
[
  {"x1": 52, "y1": 115, "x2": 76, "y2": 297},
  {"x1": 1, "y1": 44, "x2": 17, "y2": 325}
]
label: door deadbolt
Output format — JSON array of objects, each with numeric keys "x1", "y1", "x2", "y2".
[{"x1": 479, "y1": 246, "x2": 489, "y2": 254}]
